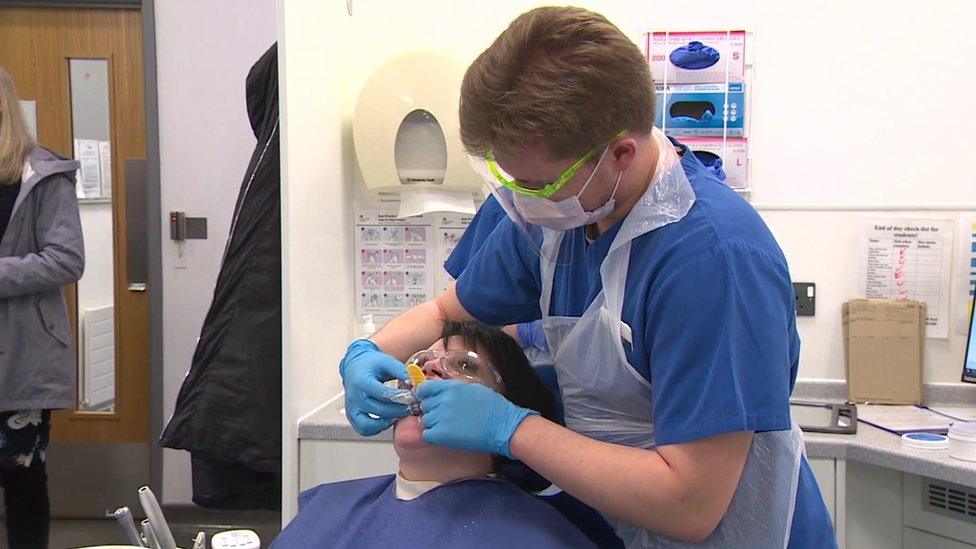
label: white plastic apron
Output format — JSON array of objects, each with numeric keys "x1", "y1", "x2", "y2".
[{"x1": 540, "y1": 129, "x2": 804, "y2": 548}]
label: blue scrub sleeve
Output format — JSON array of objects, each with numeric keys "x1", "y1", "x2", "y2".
[
  {"x1": 444, "y1": 195, "x2": 508, "y2": 279},
  {"x1": 646, "y1": 242, "x2": 794, "y2": 446},
  {"x1": 455, "y1": 218, "x2": 542, "y2": 326}
]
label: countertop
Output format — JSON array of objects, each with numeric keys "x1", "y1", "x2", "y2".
[
  {"x1": 803, "y1": 424, "x2": 975, "y2": 487},
  {"x1": 299, "y1": 380, "x2": 976, "y2": 487}
]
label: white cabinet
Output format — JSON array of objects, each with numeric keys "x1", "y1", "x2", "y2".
[
  {"x1": 905, "y1": 528, "x2": 975, "y2": 549},
  {"x1": 808, "y1": 458, "x2": 837, "y2": 528},
  {"x1": 902, "y1": 475, "x2": 976, "y2": 547},
  {"x1": 840, "y1": 462, "x2": 976, "y2": 549},
  {"x1": 299, "y1": 439, "x2": 396, "y2": 491},
  {"x1": 844, "y1": 461, "x2": 904, "y2": 549}
]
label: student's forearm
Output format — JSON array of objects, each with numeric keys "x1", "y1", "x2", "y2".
[
  {"x1": 510, "y1": 416, "x2": 750, "y2": 543},
  {"x1": 371, "y1": 283, "x2": 474, "y2": 361}
]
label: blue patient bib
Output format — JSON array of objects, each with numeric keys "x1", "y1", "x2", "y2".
[{"x1": 273, "y1": 475, "x2": 596, "y2": 548}]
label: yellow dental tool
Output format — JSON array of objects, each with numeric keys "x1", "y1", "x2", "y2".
[{"x1": 407, "y1": 363, "x2": 426, "y2": 388}]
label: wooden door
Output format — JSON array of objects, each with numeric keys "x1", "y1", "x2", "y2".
[{"x1": 0, "y1": 6, "x2": 149, "y2": 445}]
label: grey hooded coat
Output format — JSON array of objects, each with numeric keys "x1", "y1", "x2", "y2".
[{"x1": 0, "y1": 147, "x2": 85, "y2": 412}]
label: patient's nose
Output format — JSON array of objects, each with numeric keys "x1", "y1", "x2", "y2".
[{"x1": 421, "y1": 358, "x2": 448, "y2": 380}]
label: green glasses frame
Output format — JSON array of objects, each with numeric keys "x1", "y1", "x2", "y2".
[{"x1": 485, "y1": 130, "x2": 628, "y2": 198}]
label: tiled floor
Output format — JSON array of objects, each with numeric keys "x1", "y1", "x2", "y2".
[{"x1": 0, "y1": 519, "x2": 128, "y2": 548}]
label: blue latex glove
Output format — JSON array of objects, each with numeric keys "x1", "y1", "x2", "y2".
[
  {"x1": 516, "y1": 320, "x2": 549, "y2": 352},
  {"x1": 339, "y1": 339, "x2": 409, "y2": 436},
  {"x1": 417, "y1": 380, "x2": 537, "y2": 458}
]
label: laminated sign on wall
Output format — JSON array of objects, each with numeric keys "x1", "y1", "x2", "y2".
[
  {"x1": 73, "y1": 138, "x2": 112, "y2": 200},
  {"x1": 859, "y1": 218, "x2": 953, "y2": 339},
  {"x1": 953, "y1": 218, "x2": 976, "y2": 335},
  {"x1": 355, "y1": 204, "x2": 471, "y2": 324}
]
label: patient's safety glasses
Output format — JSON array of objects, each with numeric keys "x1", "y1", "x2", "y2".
[{"x1": 405, "y1": 349, "x2": 503, "y2": 386}]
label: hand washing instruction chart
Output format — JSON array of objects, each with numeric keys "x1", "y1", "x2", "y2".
[
  {"x1": 860, "y1": 219, "x2": 953, "y2": 338},
  {"x1": 355, "y1": 206, "x2": 471, "y2": 322}
]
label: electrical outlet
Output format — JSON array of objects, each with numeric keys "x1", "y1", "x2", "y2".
[{"x1": 793, "y1": 282, "x2": 816, "y2": 316}]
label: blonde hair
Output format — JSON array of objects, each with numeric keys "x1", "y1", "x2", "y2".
[
  {"x1": 460, "y1": 6, "x2": 654, "y2": 159},
  {"x1": 0, "y1": 67, "x2": 35, "y2": 185}
]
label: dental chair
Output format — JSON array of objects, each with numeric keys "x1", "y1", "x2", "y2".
[{"x1": 76, "y1": 486, "x2": 261, "y2": 549}]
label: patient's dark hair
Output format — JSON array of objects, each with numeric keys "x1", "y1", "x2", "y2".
[{"x1": 440, "y1": 321, "x2": 557, "y2": 424}]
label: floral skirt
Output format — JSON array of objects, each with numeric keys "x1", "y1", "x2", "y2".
[{"x1": 0, "y1": 410, "x2": 51, "y2": 469}]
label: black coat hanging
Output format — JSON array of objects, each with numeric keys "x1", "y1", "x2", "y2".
[{"x1": 160, "y1": 42, "x2": 281, "y2": 510}]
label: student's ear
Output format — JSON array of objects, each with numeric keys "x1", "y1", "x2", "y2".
[{"x1": 610, "y1": 138, "x2": 638, "y2": 173}]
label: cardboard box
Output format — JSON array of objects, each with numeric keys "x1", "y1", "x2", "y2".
[
  {"x1": 645, "y1": 30, "x2": 746, "y2": 84},
  {"x1": 654, "y1": 83, "x2": 746, "y2": 137},
  {"x1": 681, "y1": 137, "x2": 748, "y2": 190},
  {"x1": 843, "y1": 299, "x2": 925, "y2": 404}
]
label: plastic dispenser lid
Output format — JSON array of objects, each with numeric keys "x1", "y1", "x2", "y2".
[
  {"x1": 948, "y1": 422, "x2": 976, "y2": 440},
  {"x1": 901, "y1": 432, "x2": 949, "y2": 450}
]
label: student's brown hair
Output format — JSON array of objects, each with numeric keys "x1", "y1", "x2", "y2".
[{"x1": 459, "y1": 6, "x2": 654, "y2": 160}]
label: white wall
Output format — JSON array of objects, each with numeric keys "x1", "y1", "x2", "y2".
[
  {"x1": 278, "y1": 0, "x2": 354, "y2": 521},
  {"x1": 155, "y1": 0, "x2": 277, "y2": 504},
  {"x1": 764, "y1": 209, "x2": 973, "y2": 382},
  {"x1": 77, "y1": 203, "x2": 114, "y2": 321},
  {"x1": 76, "y1": 203, "x2": 114, "y2": 404},
  {"x1": 280, "y1": 0, "x2": 976, "y2": 519}
]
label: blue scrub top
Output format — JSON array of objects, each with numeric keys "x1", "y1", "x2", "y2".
[
  {"x1": 444, "y1": 195, "x2": 549, "y2": 352},
  {"x1": 455, "y1": 139, "x2": 836, "y2": 548},
  {"x1": 443, "y1": 194, "x2": 507, "y2": 279}
]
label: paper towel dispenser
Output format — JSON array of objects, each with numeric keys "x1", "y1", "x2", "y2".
[{"x1": 353, "y1": 52, "x2": 481, "y2": 197}]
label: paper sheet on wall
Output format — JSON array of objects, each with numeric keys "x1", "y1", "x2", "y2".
[
  {"x1": 859, "y1": 218, "x2": 954, "y2": 338},
  {"x1": 953, "y1": 218, "x2": 976, "y2": 335},
  {"x1": 98, "y1": 141, "x2": 112, "y2": 199},
  {"x1": 75, "y1": 139, "x2": 102, "y2": 199},
  {"x1": 354, "y1": 203, "x2": 471, "y2": 324},
  {"x1": 18, "y1": 101, "x2": 37, "y2": 140}
]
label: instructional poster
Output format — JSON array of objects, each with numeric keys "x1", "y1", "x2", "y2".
[
  {"x1": 859, "y1": 219, "x2": 954, "y2": 338},
  {"x1": 76, "y1": 139, "x2": 102, "y2": 199},
  {"x1": 98, "y1": 141, "x2": 112, "y2": 199},
  {"x1": 355, "y1": 204, "x2": 472, "y2": 323}
]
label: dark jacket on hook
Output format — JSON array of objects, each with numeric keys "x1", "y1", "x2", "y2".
[{"x1": 160, "y1": 43, "x2": 281, "y2": 510}]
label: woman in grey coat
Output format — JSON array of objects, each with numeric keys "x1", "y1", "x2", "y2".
[{"x1": 0, "y1": 67, "x2": 84, "y2": 549}]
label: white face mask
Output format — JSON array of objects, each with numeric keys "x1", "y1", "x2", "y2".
[{"x1": 512, "y1": 146, "x2": 622, "y2": 231}]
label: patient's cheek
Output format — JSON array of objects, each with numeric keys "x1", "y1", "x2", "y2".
[{"x1": 393, "y1": 415, "x2": 425, "y2": 448}]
